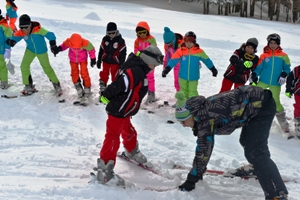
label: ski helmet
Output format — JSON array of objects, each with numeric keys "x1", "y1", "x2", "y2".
[{"x1": 184, "y1": 31, "x2": 196, "y2": 43}]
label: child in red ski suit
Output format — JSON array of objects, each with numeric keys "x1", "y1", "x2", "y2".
[
  {"x1": 134, "y1": 21, "x2": 158, "y2": 104},
  {"x1": 5, "y1": 0, "x2": 18, "y2": 32},
  {"x1": 55, "y1": 33, "x2": 96, "y2": 97}
]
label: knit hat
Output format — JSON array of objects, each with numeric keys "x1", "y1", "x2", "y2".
[
  {"x1": 175, "y1": 91, "x2": 192, "y2": 121},
  {"x1": 139, "y1": 45, "x2": 163, "y2": 67},
  {"x1": 267, "y1": 33, "x2": 281, "y2": 45},
  {"x1": 163, "y1": 27, "x2": 175, "y2": 44},
  {"x1": 106, "y1": 22, "x2": 117, "y2": 32},
  {"x1": 19, "y1": 14, "x2": 31, "y2": 27},
  {"x1": 69, "y1": 33, "x2": 83, "y2": 48},
  {"x1": 245, "y1": 37, "x2": 258, "y2": 50}
]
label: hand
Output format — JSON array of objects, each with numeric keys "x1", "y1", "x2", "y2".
[
  {"x1": 162, "y1": 66, "x2": 171, "y2": 78},
  {"x1": 178, "y1": 180, "x2": 195, "y2": 192},
  {"x1": 243, "y1": 61, "x2": 253, "y2": 68},
  {"x1": 250, "y1": 72, "x2": 258, "y2": 85},
  {"x1": 90, "y1": 58, "x2": 96, "y2": 67},
  {"x1": 278, "y1": 76, "x2": 286, "y2": 85},
  {"x1": 96, "y1": 60, "x2": 102, "y2": 69},
  {"x1": 4, "y1": 49, "x2": 11, "y2": 59},
  {"x1": 51, "y1": 45, "x2": 61, "y2": 56},
  {"x1": 285, "y1": 92, "x2": 292, "y2": 98},
  {"x1": 210, "y1": 66, "x2": 218, "y2": 77},
  {"x1": 100, "y1": 95, "x2": 110, "y2": 105},
  {"x1": 6, "y1": 39, "x2": 16, "y2": 47}
]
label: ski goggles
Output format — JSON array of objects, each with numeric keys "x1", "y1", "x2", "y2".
[
  {"x1": 107, "y1": 31, "x2": 116, "y2": 36},
  {"x1": 137, "y1": 30, "x2": 148, "y2": 36},
  {"x1": 142, "y1": 50, "x2": 164, "y2": 65},
  {"x1": 184, "y1": 36, "x2": 195, "y2": 43},
  {"x1": 19, "y1": 25, "x2": 31, "y2": 30},
  {"x1": 244, "y1": 53, "x2": 255, "y2": 60},
  {"x1": 267, "y1": 33, "x2": 281, "y2": 42}
]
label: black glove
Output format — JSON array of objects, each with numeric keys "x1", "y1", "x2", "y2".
[
  {"x1": 90, "y1": 58, "x2": 96, "y2": 67},
  {"x1": 6, "y1": 39, "x2": 16, "y2": 47},
  {"x1": 49, "y1": 40, "x2": 58, "y2": 56},
  {"x1": 178, "y1": 180, "x2": 195, "y2": 192},
  {"x1": 96, "y1": 60, "x2": 102, "y2": 69},
  {"x1": 162, "y1": 66, "x2": 171, "y2": 78},
  {"x1": 250, "y1": 72, "x2": 258, "y2": 85},
  {"x1": 210, "y1": 66, "x2": 218, "y2": 77},
  {"x1": 51, "y1": 45, "x2": 61, "y2": 56}
]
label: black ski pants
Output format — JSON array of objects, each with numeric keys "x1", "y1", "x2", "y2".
[{"x1": 240, "y1": 90, "x2": 288, "y2": 199}]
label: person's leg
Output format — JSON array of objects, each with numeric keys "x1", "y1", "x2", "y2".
[
  {"x1": 293, "y1": 94, "x2": 300, "y2": 118},
  {"x1": 188, "y1": 80, "x2": 199, "y2": 98},
  {"x1": 219, "y1": 78, "x2": 233, "y2": 93},
  {"x1": 121, "y1": 116, "x2": 137, "y2": 152},
  {"x1": 37, "y1": 52, "x2": 59, "y2": 84},
  {"x1": 100, "y1": 62, "x2": 110, "y2": 84},
  {"x1": 70, "y1": 61, "x2": 80, "y2": 84},
  {"x1": 100, "y1": 115, "x2": 124, "y2": 164},
  {"x1": 173, "y1": 64, "x2": 180, "y2": 92},
  {"x1": 20, "y1": 49, "x2": 36, "y2": 85},
  {"x1": 9, "y1": 18, "x2": 17, "y2": 31},
  {"x1": 178, "y1": 78, "x2": 189, "y2": 98},
  {"x1": 146, "y1": 69, "x2": 155, "y2": 92},
  {"x1": 110, "y1": 63, "x2": 120, "y2": 82},
  {"x1": 0, "y1": 55, "x2": 8, "y2": 82},
  {"x1": 79, "y1": 61, "x2": 91, "y2": 88},
  {"x1": 269, "y1": 85, "x2": 284, "y2": 112},
  {"x1": 240, "y1": 90, "x2": 288, "y2": 199}
]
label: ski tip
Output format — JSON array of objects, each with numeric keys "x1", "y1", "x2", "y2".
[
  {"x1": 287, "y1": 135, "x2": 295, "y2": 140},
  {"x1": 167, "y1": 120, "x2": 174, "y2": 124},
  {"x1": 58, "y1": 99, "x2": 66, "y2": 103}
]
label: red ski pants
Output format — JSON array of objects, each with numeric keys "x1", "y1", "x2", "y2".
[
  {"x1": 219, "y1": 78, "x2": 244, "y2": 93},
  {"x1": 99, "y1": 62, "x2": 119, "y2": 84},
  {"x1": 294, "y1": 94, "x2": 300, "y2": 118},
  {"x1": 70, "y1": 61, "x2": 91, "y2": 87},
  {"x1": 100, "y1": 114, "x2": 137, "y2": 164}
]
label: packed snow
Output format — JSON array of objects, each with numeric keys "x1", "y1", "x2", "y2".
[{"x1": 0, "y1": 0, "x2": 299, "y2": 199}]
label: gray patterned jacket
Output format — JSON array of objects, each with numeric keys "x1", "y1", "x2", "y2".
[{"x1": 185, "y1": 85, "x2": 265, "y2": 181}]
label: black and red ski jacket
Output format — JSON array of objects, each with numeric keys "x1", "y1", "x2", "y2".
[
  {"x1": 286, "y1": 65, "x2": 300, "y2": 95},
  {"x1": 223, "y1": 48, "x2": 259, "y2": 84},
  {"x1": 102, "y1": 53, "x2": 150, "y2": 117},
  {"x1": 98, "y1": 31, "x2": 126, "y2": 65}
]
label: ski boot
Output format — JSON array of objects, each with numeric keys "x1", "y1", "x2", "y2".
[
  {"x1": 145, "y1": 91, "x2": 156, "y2": 104},
  {"x1": 294, "y1": 118, "x2": 300, "y2": 139},
  {"x1": 0, "y1": 81, "x2": 9, "y2": 90},
  {"x1": 99, "y1": 80, "x2": 106, "y2": 102},
  {"x1": 95, "y1": 158, "x2": 125, "y2": 187},
  {"x1": 22, "y1": 84, "x2": 36, "y2": 95},
  {"x1": 124, "y1": 142, "x2": 153, "y2": 168},
  {"x1": 74, "y1": 82, "x2": 84, "y2": 98},
  {"x1": 276, "y1": 111, "x2": 289, "y2": 133},
  {"x1": 83, "y1": 87, "x2": 91, "y2": 98},
  {"x1": 52, "y1": 82, "x2": 63, "y2": 96}
]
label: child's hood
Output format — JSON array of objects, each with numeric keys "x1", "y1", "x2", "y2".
[{"x1": 136, "y1": 21, "x2": 150, "y2": 32}]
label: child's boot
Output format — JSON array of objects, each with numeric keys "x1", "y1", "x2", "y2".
[
  {"x1": 294, "y1": 117, "x2": 300, "y2": 139},
  {"x1": 275, "y1": 111, "x2": 289, "y2": 133},
  {"x1": 74, "y1": 82, "x2": 83, "y2": 98}
]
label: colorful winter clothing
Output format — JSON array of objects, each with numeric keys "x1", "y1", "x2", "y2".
[
  {"x1": 0, "y1": 16, "x2": 12, "y2": 84},
  {"x1": 166, "y1": 43, "x2": 215, "y2": 98},
  {"x1": 220, "y1": 44, "x2": 259, "y2": 93},
  {"x1": 134, "y1": 21, "x2": 157, "y2": 94},
  {"x1": 97, "y1": 27, "x2": 126, "y2": 84},
  {"x1": 9, "y1": 20, "x2": 60, "y2": 87},
  {"x1": 5, "y1": 1, "x2": 18, "y2": 31},
  {"x1": 163, "y1": 27, "x2": 183, "y2": 92},
  {"x1": 99, "y1": 46, "x2": 163, "y2": 164},
  {"x1": 176, "y1": 85, "x2": 288, "y2": 199},
  {"x1": 286, "y1": 65, "x2": 300, "y2": 118},
  {"x1": 59, "y1": 33, "x2": 95, "y2": 88}
]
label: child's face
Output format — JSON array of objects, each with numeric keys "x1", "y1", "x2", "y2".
[
  {"x1": 245, "y1": 45, "x2": 255, "y2": 54},
  {"x1": 107, "y1": 31, "x2": 116, "y2": 39},
  {"x1": 185, "y1": 41, "x2": 194, "y2": 49},
  {"x1": 20, "y1": 25, "x2": 31, "y2": 35},
  {"x1": 137, "y1": 30, "x2": 148, "y2": 39},
  {"x1": 268, "y1": 40, "x2": 279, "y2": 50}
]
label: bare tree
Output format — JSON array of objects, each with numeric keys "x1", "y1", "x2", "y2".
[{"x1": 275, "y1": 0, "x2": 281, "y2": 20}]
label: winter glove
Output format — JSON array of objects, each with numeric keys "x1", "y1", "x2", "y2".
[
  {"x1": 278, "y1": 72, "x2": 287, "y2": 85},
  {"x1": 178, "y1": 180, "x2": 195, "y2": 192},
  {"x1": 6, "y1": 39, "x2": 16, "y2": 47},
  {"x1": 100, "y1": 95, "x2": 110, "y2": 105},
  {"x1": 96, "y1": 60, "x2": 102, "y2": 69},
  {"x1": 285, "y1": 92, "x2": 292, "y2": 98},
  {"x1": 162, "y1": 66, "x2": 171, "y2": 78},
  {"x1": 4, "y1": 49, "x2": 11, "y2": 59},
  {"x1": 49, "y1": 41, "x2": 59, "y2": 56},
  {"x1": 210, "y1": 66, "x2": 218, "y2": 77},
  {"x1": 90, "y1": 58, "x2": 96, "y2": 67},
  {"x1": 243, "y1": 61, "x2": 253, "y2": 68},
  {"x1": 250, "y1": 72, "x2": 258, "y2": 85}
]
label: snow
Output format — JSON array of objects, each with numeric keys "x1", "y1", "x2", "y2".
[{"x1": 0, "y1": 0, "x2": 300, "y2": 199}]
